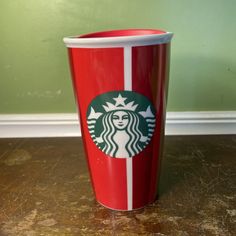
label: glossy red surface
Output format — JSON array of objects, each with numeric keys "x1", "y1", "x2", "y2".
[
  {"x1": 69, "y1": 48, "x2": 128, "y2": 209},
  {"x1": 131, "y1": 44, "x2": 169, "y2": 208},
  {"x1": 67, "y1": 42, "x2": 170, "y2": 210}
]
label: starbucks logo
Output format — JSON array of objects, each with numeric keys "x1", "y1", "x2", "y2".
[{"x1": 87, "y1": 91, "x2": 156, "y2": 158}]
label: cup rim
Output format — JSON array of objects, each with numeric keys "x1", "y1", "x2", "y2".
[{"x1": 63, "y1": 29, "x2": 173, "y2": 48}]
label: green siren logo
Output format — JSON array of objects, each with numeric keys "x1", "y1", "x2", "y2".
[{"x1": 87, "y1": 91, "x2": 156, "y2": 158}]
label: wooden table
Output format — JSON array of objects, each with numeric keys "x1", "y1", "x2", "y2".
[{"x1": 0, "y1": 136, "x2": 235, "y2": 235}]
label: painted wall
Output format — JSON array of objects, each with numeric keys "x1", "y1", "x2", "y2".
[{"x1": 0, "y1": 0, "x2": 235, "y2": 113}]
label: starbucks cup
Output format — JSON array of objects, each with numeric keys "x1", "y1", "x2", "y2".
[{"x1": 63, "y1": 29, "x2": 173, "y2": 210}]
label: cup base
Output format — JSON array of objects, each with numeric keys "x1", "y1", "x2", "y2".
[{"x1": 96, "y1": 199, "x2": 156, "y2": 212}]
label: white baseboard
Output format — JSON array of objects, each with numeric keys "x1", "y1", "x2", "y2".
[
  {"x1": 166, "y1": 111, "x2": 236, "y2": 135},
  {"x1": 0, "y1": 111, "x2": 235, "y2": 138}
]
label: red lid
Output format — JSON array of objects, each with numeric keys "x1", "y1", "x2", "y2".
[{"x1": 79, "y1": 29, "x2": 166, "y2": 38}]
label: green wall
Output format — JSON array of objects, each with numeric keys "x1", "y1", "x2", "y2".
[{"x1": 0, "y1": 0, "x2": 235, "y2": 113}]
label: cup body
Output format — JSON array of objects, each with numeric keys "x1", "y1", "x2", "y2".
[{"x1": 64, "y1": 29, "x2": 173, "y2": 210}]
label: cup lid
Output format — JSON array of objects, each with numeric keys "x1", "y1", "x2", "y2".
[{"x1": 63, "y1": 29, "x2": 173, "y2": 48}]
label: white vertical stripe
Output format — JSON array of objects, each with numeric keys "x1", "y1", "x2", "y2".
[
  {"x1": 124, "y1": 46, "x2": 133, "y2": 210},
  {"x1": 126, "y1": 158, "x2": 133, "y2": 210},
  {"x1": 124, "y1": 47, "x2": 132, "y2": 90}
]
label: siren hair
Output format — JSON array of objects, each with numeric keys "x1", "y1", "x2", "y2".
[{"x1": 100, "y1": 110, "x2": 143, "y2": 157}]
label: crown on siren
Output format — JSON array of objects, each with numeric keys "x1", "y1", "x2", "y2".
[{"x1": 102, "y1": 93, "x2": 138, "y2": 112}]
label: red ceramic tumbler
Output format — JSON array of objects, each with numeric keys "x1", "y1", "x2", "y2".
[{"x1": 63, "y1": 29, "x2": 173, "y2": 210}]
